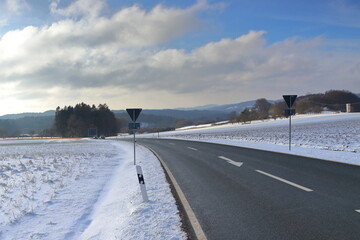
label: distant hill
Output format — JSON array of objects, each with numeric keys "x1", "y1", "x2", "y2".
[
  {"x1": 173, "y1": 101, "x2": 257, "y2": 113},
  {"x1": 1, "y1": 91, "x2": 355, "y2": 136},
  {"x1": 114, "y1": 109, "x2": 228, "y2": 128},
  {"x1": 176, "y1": 104, "x2": 219, "y2": 111},
  {"x1": 0, "y1": 108, "x2": 231, "y2": 135},
  {"x1": 0, "y1": 110, "x2": 55, "y2": 120},
  {"x1": 0, "y1": 99, "x2": 284, "y2": 135},
  {"x1": 0, "y1": 116, "x2": 54, "y2": 136},
  {"x1": 201, "y1": 100, "x2": 257, "y2": 113},
  {"x1": 179, "y1": 99, "x2": 280, "y2": 113}
]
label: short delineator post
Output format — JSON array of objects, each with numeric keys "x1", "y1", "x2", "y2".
[{"x1": 136, "y1": 165, "x2": 149, "y2": 202}]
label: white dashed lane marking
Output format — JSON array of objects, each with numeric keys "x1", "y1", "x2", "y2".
[
  {"x1": 256, "y1": 170, "x2": 313, "y2": 192},
  {"x1": 187, "y1": 147, "x2": 198, "y2": 151}
]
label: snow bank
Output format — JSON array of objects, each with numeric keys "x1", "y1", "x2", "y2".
[
  {"x1": 139, "y1": 113, "x2": 360, "y2": 166},
  {"x1": 182, "y1": 138, "x2": 360, "y2": 166},
  {"x1": 78, "y1": 142, "x2": 186, "y2": 240},
  {"x1": 0, "y1": 139, "x2": 186, "y2": 240}
]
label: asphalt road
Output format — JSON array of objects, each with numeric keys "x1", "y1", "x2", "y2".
[{"x1": 134, "y1": 138, "x2": 360, "y2": 240}]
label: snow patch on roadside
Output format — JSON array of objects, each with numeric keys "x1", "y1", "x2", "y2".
[
  {"x1": 137, "y1": 113, "x2": 360, "y2": 166},
  {"x1": 180, "y1": 138, "x2": 360, "y2": 166},
  {"x1": 0, "y1": 139, "x2": 186, "y2": 240},
  {"x1": 79, "y1": 141, "x2": 186, "y2": 240}
]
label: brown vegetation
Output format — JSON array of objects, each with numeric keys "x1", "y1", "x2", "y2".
[{"x1": 231, "y1": 90, "x2": 360, "y2": 124}]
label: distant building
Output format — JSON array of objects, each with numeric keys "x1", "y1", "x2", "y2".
[
  {"x1": 19, "y1": 134, "x2": 31, "y2": 137},
  {"x1": 346, "y1": 103, "x2": 352, "y2": 113}
]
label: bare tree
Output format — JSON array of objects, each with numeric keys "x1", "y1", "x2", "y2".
[
  {"x1": 252, "y1": 98, "x2": 271, "y2": 120},
  {"x1": 228, "y1": 111, "x2": 238, "y2": 123},
  {"x1": 269, "y1": 101, "x2": 286, "y2": 119}
]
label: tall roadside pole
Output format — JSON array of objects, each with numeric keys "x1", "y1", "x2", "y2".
[
  {"x1": 126, "y1": 108, "x2": 148, "y2": 202},
  {"x1": 126, "y1": 108, "x2": 142, "y2": 165},
  {"x1": 283, "y1": 95, "x2": 297, "y2": 151}
]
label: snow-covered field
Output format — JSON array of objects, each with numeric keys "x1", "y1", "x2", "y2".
[
  {"x1": 1, "y1": 112, "x2": 358, "y2": 239},
  {"x1": 145, "y1": 113, "x2": 360, "y2": 166},
  {"x1": 0, "y1": 139, "x2": 186, "y2": 240}
]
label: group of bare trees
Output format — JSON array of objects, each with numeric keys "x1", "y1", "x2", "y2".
[
  {"x1": 295, "y1": 90, "x2": 360, "y2": 113},
  {"x1": 229, "y1": 90, "x2": 360, "y2": 124},
  {"x1": 229, "y1": 98, "x2": 287, "y2": 124}
]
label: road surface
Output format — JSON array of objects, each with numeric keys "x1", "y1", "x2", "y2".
[{"x1": 134, "y1": 138, "x2": 360, "y2": 240}]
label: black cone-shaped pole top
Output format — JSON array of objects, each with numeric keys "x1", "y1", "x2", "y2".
[
  {"x1": 126, "y1": 108, "x2": 142, "y2": 121},
  {"x1": 283, "y1": 95, "x2": 297, "y2": 108}
]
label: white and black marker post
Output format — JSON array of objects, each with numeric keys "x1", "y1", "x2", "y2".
[
  {"x1": 136, "y1": 165, "x2": 149, "y2": 202},
  {"x1": 283, "y1": 95, "x2": 297, "y2": 151},
  {"x1": 126, "y1": 108, "x2": 142, "y2": 165}
]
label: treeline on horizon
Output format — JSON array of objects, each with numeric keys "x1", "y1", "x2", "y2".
[
  {"x1": 0, "y1": 116, "x2": 54, "y2": 138},
  {"x1": 0, "y1": 89, "x2": 359, "y2": 138},
  {"x1": 230, "y1": 90, "x2": 360, "y2": 124}
]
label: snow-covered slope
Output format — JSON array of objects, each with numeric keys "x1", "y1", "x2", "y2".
[
  {"x1": 144, "y1": 113, "x2": 360, "y2": 165},
  {"x1": 0, "y1": 139, "x2": 186, "y2": 240},
  {"x1": 166, "y1": 113, "x2": 359, "y2": 152},
  {"x1": 2, "y1": 112, "x2": 358, "y2": 239}
]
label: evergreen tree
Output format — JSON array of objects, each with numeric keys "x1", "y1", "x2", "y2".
[{"x1": 54, "y1": 103, "x2": 118, "y2": 137}]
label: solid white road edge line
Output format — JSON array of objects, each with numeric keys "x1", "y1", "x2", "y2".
[
  {"x1": 356, "y1": 210, "x2": 360, "y2": 214},
  {"x1": 218, "y1": 156, "x2": 243, "y2": 167},
  {"x1": 146, "y1": 147, "x2": 207, "y2": 240},
  {"x1": 187, "y1": 147, "x2": 198, "y2": 151},
  {"x1": 256, "y1": 170, "x2": 313, "y2": 192}
]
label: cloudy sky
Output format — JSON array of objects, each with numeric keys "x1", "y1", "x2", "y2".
[{"x1": 0, "y1": 0, "x2": 359, "y2": 115}]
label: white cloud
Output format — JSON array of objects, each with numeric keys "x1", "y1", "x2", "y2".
[
  {"x1": 50, "y1": 0, "x2": 105, "y2": 19},
  {"x1": 0, "y1": 1, "x2": 359, "y2": 115},
  {"x1": 0, "y1": 1, "x2": 206, "y2": 80},
  {"x1": 0, "y1": 17, "x2": 8, "y2": 27},
  {"x1": 139, "y1": 32, "x2": 325, "y2": 93},
  {"x1": 6, "y1": 0, "x2": 30, "y2": 13}
]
